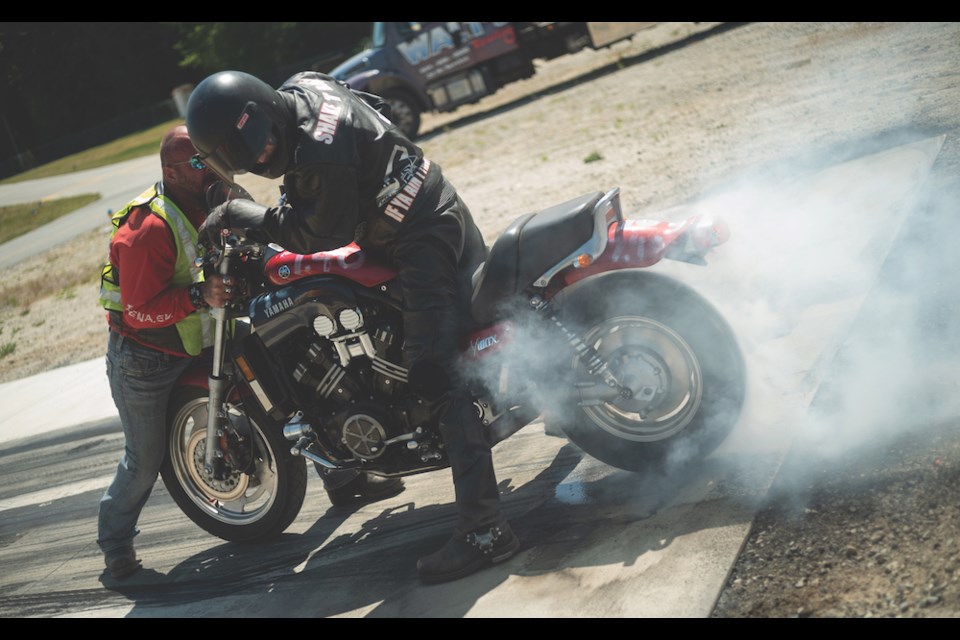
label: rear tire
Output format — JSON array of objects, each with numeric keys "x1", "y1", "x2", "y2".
[
  {"x1": 546, "y1": 272, "x2": 746, "y2": 473},
  {"x1": 160, "y1": 386, "x2": 307, "y2": 543}
]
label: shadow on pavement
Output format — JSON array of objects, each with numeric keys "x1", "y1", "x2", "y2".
[{"x1": 101, "y1": 440, "x2": 759, "y2": 617}]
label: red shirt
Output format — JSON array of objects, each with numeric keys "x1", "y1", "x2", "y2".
[{"x1": 107, "y1": 187, "x2": 206, "y2": 356}]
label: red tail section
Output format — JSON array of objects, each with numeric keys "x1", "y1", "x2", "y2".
[{"x1": 560, "y1": 215, "x2": 730, "y2": 287}]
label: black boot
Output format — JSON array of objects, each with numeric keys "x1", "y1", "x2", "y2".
[
  {"x1": 325, "y1": 471, "x2": 405, "y2": 507},
  {"x1": 416, "y1": 391, "x2": 517, "y2": 583},
  {"x1": 104, "y1": 545, "x2": 142, "y2": 580},
  {"x1": 417, "y1": 518, "x2": 519, "y2": 584}
]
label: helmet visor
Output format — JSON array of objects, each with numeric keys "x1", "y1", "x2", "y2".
[{"x1": 196, "y1": 101, "x2": 273, "y2": 182}]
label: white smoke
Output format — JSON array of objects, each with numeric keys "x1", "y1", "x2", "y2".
[
  {"x1": 790, "y1": 179, "x2": 960, "y2": 459},
  {"x1": 687, "y1": 132, "x2": 960, "y2": 490}
]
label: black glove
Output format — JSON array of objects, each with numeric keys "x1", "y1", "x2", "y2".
[
  {"x1": 198, "y1": 199, "x2": 272, "y2": 249},
  {"x1": 198, "y1": 202, "x2": 230, "y2": 249}
]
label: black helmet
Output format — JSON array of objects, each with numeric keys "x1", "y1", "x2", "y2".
[{"x1": 186, "y1": 70, "x2": 289, "y2": 180}]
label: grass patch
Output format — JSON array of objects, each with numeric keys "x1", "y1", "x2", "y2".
[
  {"x1": 0, "y1": 227, "x2": 105, "y2": 313},
  {"x1": 0, "y1": 342, "x2": 15, "y2": 359},
  {"x1": 0, "y1": 118, "x2": 182, "y2": 185},
  {"x1": 583, "y1": 150, "x2": 604, "y2": 164},
  {"x1": 0, "y1": 193, "x2": 102, "y2": 245},
  {"x1": 1, "y1": 271, "x2": 100, "y2": 315}
]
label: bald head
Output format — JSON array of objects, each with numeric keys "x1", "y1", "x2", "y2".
[
  {"x1": 160, "y1": 124, "x2": 197, "y2": 167},
  {"x1": 160, "y1": 123, "x2": 218, "y2": 216}
]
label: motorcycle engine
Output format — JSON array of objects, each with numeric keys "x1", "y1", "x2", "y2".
[{"x1": 281, "y1": 304, "x2": 437, "y2": 467}]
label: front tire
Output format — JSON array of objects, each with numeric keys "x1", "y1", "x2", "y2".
[
  {"x1": 546, "y1": 272, "x2": 746, "y2": 473},
  {"x1": 160, "y1": 386, "x2": 307, "y2": 543}
]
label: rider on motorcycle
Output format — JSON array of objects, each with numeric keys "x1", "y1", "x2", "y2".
[{"x1": 186, "y1": 70, "x2": 519, "y2": 583}]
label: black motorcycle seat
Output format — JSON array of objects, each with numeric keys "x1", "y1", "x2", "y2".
[{"x1": 471, "y1": 191, "x2": 603, "y2": 324}]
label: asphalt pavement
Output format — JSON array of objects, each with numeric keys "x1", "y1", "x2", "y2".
[{"x1": 0, "y1": 155, "x2": 161, "y2": 270}]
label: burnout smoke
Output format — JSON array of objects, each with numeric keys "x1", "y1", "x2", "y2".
[{"x1": 685, "y1": 132, "x2": 955, "y2": 493}]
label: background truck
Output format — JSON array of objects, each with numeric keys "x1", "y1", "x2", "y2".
[{"x1": 328, "y1": 22, "x2": 657, "y2": 139}]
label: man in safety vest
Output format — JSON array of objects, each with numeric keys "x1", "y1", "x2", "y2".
[{"x1": 96, "y1": 124, "x2": 237, "y2": 580}]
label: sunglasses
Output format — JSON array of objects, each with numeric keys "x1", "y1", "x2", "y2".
[{"x1": 165, "y1": 154, "x2": 207, "y2": 171}]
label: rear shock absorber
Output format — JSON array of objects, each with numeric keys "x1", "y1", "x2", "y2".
[{"x1": 530, "y1": 294, "x2": 633, "y2": 399}]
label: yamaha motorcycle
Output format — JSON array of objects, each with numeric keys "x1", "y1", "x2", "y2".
[{"x1": 159, "y1": 187, "x2": 746, "y2": 543}]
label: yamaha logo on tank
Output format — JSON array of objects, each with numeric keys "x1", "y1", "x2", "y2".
[{"x1": 264, "y1": 293, "x2": 295, "y2": 318}]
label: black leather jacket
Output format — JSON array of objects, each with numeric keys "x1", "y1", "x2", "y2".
[{"x1": 245, "y1": 71, "x2": 454, "y2": 254}]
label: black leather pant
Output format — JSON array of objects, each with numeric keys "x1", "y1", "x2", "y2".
[{"x1": 386, "y1": 196, "x2": 501, "y2": 533}]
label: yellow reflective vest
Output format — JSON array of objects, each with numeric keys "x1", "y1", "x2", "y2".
[{"x1": 99, "y1": 184, "x2": 213, "y2": 356}]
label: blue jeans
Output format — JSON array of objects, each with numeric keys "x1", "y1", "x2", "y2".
[{"x1": 97, "y1": 332, "x2": 193, "y2": 557}]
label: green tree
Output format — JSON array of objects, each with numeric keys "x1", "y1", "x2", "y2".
[
  {"x1": 0, "y1": 22, "x2": 197, "y2": 163},
  {"x1": 0, "y1": 22, "x2": 371, "y2": 176},
  {"x1": 173, "y1": 22, "x2": 371, "y2": 84}
]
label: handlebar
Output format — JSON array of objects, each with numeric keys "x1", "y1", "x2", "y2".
[
  {"x1": 198, "y1": 230, "x2": 266, "y2": 269},
  {"x1": 196, "y1": 231, "x2": 268, "y2": 312}
]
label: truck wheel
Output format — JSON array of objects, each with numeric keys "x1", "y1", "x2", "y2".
[{"x1": 381, "y1": 89, "x2": 421, "y2": 140}]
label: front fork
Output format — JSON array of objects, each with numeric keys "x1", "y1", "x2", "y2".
[
  {"x1": 203, "y1": 306, "x2": 232, "y2": 473},
  {"x1": 203, "y1": 254, "x2": 234, "y2": 473}
]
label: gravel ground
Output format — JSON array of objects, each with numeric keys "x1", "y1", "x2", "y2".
[
  {"x1": 2, "y1": 22, "x2": 960, "y2": 617},
  {"x1": 712, "y1": 418, "x2": 960, "y2": 618}
]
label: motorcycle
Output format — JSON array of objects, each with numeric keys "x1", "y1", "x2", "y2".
[{"x1": 159, "y1": 187, "x2": 746, "y2": 543}]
